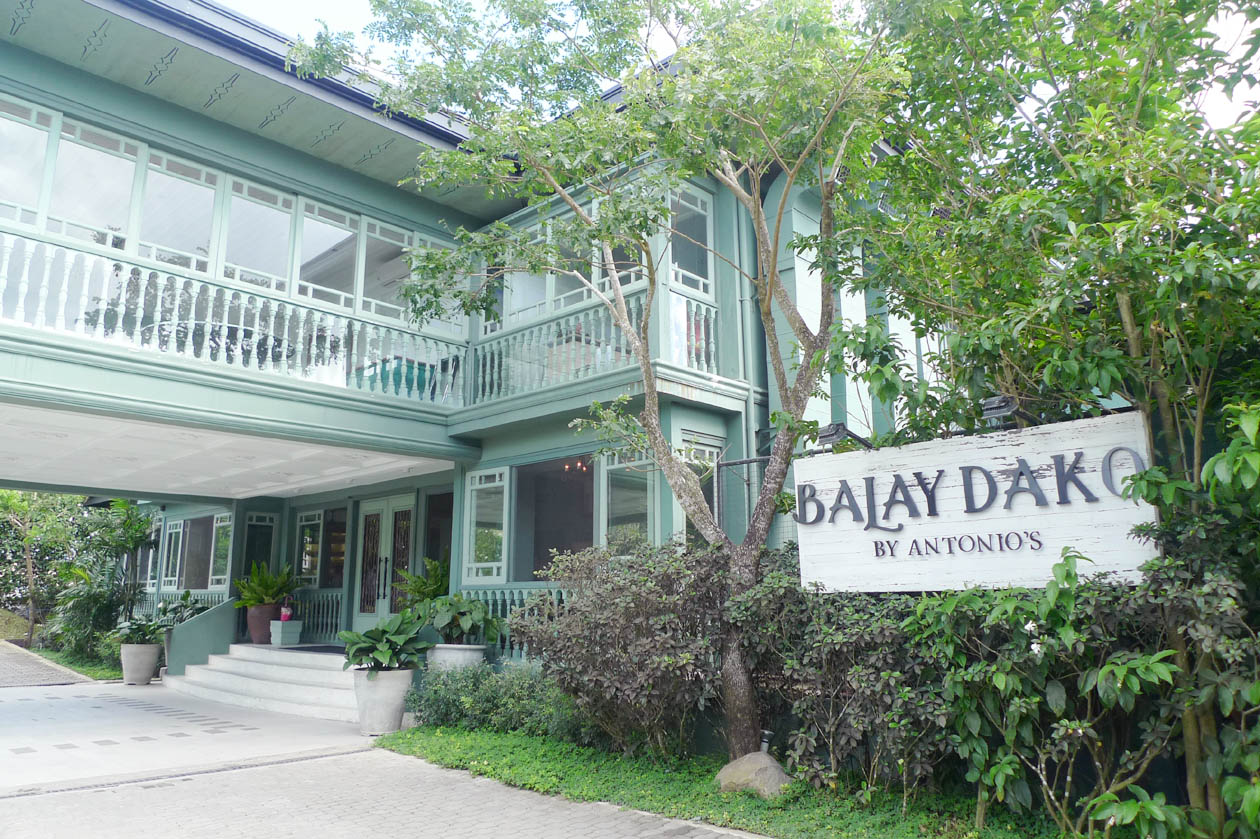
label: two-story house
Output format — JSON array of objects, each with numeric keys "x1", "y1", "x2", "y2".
[{"x1": 0, "y1": 0, "x2": 931, "y2": 717}]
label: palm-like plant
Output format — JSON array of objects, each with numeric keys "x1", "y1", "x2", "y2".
[{"x1": 232, "y1": 562, "x2": 299, "y2": 608}]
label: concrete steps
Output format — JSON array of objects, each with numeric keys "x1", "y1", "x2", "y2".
[{"x1": 164, "y1": 643, "x2": 358, "y2": 723}]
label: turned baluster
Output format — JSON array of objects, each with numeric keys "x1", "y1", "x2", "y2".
[{"x1": 12, "y1": 241, "x2": 36, "y2": 324}]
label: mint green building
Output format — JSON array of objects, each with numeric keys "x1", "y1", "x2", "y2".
[{"x1": 0, "y1": 0, "x2": 929, "y2": 694}]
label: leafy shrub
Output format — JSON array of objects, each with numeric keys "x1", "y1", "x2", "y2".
[
  {"x1": 730, "y1": 546, "x2": 950, "y2": 799},
  {"x1": 413, "y1": 592, "x2": 503, "y2": 644},
  {"x1": 232, "y1": 562, "x2": 299, "y2": 607},
  {"x1": 511, "y1": 541, "x2": 726, "y2": 755},
  {"x1": 93, "y1": 631, "x2": 121, "y2": 667},
  {"x1": 113, "y1": 616, "x2": 165, "y2": 644},
  {"x1": 155, "y1": 589, "x2": 210, "y2": 626},
  {"x1": 339, "y1": 609, "x2": 431, "y2": 671},
  {"x1": 47, "y1": 557, "x2": 138, "y2": 656},
  {"x1": 396, "y1": 557, "x2": 451, "y2": 607},
  {"x1": 408, "y1": 662, "x2": 599, "y2": 744}
]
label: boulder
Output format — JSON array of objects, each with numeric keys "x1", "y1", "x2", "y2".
[{"x1": 715, "y1": 751, "x2": 791, "y2": 799}]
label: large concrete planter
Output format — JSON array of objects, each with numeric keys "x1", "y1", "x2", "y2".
[
  {"x1": 246, "y1": 604, "x2": 282, "y2": 644},
  {"x1": 427, "y1": 644, "x2": 487, "y2": 671},
  {"x1": 120, "y1": 643, "x2": 162, "y2": 685},
  {"x1": 352, "y1": 668, "x2": 415, "y2": 736}
]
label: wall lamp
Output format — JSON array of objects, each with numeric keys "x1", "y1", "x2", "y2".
[
  {"x1": 980, "y1": 395, "x2": 1040, "y2": 428},
  {"x1": 816, "y1": 422, "x2": 874, "y2": 450}
]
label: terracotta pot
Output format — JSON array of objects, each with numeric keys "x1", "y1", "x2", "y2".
[{"x1": 246, "y1": 603, "x2": 282, "y2": 644}]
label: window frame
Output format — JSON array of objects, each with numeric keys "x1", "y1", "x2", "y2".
[
  {"x1": 0, "y1": 93, "x2": 56, "y2": 227},
  {"x1": 138, "y1": 149, "x2": 222, "y2": 275},
  {"x1": 601, "y1": 452, "x2": 657, "y2": 548},
  {"x1": 208, "y1": 513, "x2": 233, "y2": 590},
  {"x1": 45, "y1": 118, "x2": 145, "y2": 251},
  {"x1": 463, "y1": 469, "x2": 508, "y2": 584},
  {"x1": 668, "y1": 188, "x2": 715, "y2": 299},
  {"x1": 296, "y1": 510, "x2": 324, "y2": 586}
]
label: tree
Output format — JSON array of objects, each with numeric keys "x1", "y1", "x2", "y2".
[
  {"x1": 294, "y1": 0, "x2": 902, "y2": 758},
  {"x1": 832, "y1": 0, "x2": 1260, "y2": 829},
  {"x1": 0, "y1": 492, "x2": 76, "y2": 645}
]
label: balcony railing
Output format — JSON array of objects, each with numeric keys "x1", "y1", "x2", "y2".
[
  {"x1": 462, "y1": 585, "x2": 568, "y2": 662},
  {"x1": 293, "y1": 588, "x2": 344, "y2": 644},
  {"x1": 134, "y1": 589, "x2": 228, "y2": 618},
  {"x1": 470, "y1": 290, "x2": 648, "y2": 403},
  {"x1": 0, "y1": 229, "x2": 466, "y2": 406}
]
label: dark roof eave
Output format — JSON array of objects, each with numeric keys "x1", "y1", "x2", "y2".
[{"x1": 111, "y1": 0, "x2": 468, "y2": 147}]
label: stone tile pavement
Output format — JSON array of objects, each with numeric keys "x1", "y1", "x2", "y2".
[
  {"x1": 0, "y1": 640, "x2": 91, "y2": 687},
  {"x1": 0, "y1": 749, "x2": 765, "y2": 839}
]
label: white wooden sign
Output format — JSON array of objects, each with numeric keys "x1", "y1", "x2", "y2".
[{"x1": 793, "y1": 413, "x2": 1158, "y2": 591}]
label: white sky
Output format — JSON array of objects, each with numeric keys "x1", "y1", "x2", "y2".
[{"x1": 235, "y1": 0, "x2": 1255, "y2": 128}]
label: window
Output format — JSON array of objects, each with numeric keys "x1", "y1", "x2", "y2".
[
  {"x1": 510, "y1": 455, "x2": 594, "y2": 582},
  {"x1": 361, "y1": 221, "x2": 413, "y2": 320},
  {"x1": 162, "y1": 520, "x2": 183, "y2": 589},
  {"x1": 244, "y1": 513, "x2": 275, "y2": 574},
  {"x1": 224, "y1": 180, "x2": 293, "y2": 291},
  {"x1": 295, "y1": 507, "x2": 347, "y2": 588},
  {"x1": 126, "y1": 519, "x2": 160, "y2": 591},
  {"x1": 139, "y1": 153, "x2": 217, "y2": 273},
  {"x1": 298, "y1": 202, "x2": 359, "y2": 309},
  {"x1": 47, "y1": 121, "x2": 139, "y2": 249},
  {"x1": 174, "y1": 514, "x2": 232, "y2": 590},
  {"x1": 464, "y1": 471, "x2": 506, "y2": 583},
  {"x1": 605, "y1": 453, "x2": 654, "y2": 549},
  {"x1": 210, "y1": 514, "x2": 232, "y2": 588},
  {"x1": 670, "y1": 191, "x2": 712, "y2": 296},
  {"x1": 0, "y1": 97, "x2": 51, "y2": 225},
  {"x1": 681, "y1": 436, "x2": 722, "y2": 544}
]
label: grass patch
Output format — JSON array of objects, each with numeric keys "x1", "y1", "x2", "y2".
[
  {"x1": 0, "y1": 608, "x2": 32, "y2": 640},
  {"x1": 377, "y1": 727, "x2": 1058, "y2": 839},
  {"x1": 27, "y1": 647, "x2": 122, "y2": 681}
]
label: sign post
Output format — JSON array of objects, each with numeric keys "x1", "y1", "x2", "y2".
[{"x1": 792, "y1": 413, "x2": 1158, "y2": 592}]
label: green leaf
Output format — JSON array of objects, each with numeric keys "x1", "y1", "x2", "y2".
[{"x1": 1046, "y1": 680, "x2": 1066, "y2": 716}]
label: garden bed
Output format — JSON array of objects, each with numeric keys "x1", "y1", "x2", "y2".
[
  {"x1": 27, "y1": 647, "x2": 122, "y2": 681},
  {"x1": 376, "y1": 727, "x2": 1058, "y2": 839}
]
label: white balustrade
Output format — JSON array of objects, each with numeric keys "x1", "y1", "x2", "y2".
[
  {"x1": 0, "y1": 229, "x2": 466, "y2": 406},
  {"x1": 471, "y1": 290, "x2": 647, "y2": 403},
  {"x1": 680, "y1": 293, "x2": 718, "y2": 375},
  {"x1": 462, "y1": 586, "x2": 568, "y2": 662}
]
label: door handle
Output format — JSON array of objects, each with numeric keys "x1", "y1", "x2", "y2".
[{"x1": 380, "y1": 557, "x2": 389, "y2": 600}]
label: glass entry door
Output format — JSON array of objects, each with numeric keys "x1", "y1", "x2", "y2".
[{"x1": 352, "y1": 494, "x2": 414, "y2": 632}]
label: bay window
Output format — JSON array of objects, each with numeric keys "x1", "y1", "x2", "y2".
[
  {"x1": 670, "y1": 190, "x2": 712, "y2": 296},
  {"x1": 223, "y1": 180, "x2": 293, "y2": 292},
  {"x1": 163, "y1": 513, "x2": 233, "y2": 591},
  {"x1": 139, "y1": 153, "x2": 217, "y2": 273},
  {"x1": 47, "y1": 121, "x2": 139, "y2": 249},
  {"x1": 463, "y1": 471, "x2": 506, "y2": 583},
  {"x1": 605, "y1": 454, "x2": 654, "y2": 549},
  {"x1": 0, "y1": 98, "x2": 51, "y2": 225},
  {"x1": 297, "y1": 202, "x2": 358, "y2": 309}
]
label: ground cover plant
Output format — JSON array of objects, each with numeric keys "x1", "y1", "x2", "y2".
[
  {"x1": 377, "y1": 726, "x2": 1059, "y2": 839},
  {"x1": 28, "y1": 646, "x2": 122, "y2": 681}
]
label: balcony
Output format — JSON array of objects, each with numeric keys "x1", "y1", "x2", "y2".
[{"x1": 0, "y1": 227, "x2": 466, "y2": 407}]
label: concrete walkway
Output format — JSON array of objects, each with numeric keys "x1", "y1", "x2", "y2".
[
  {"x1": 0, "y1": 682, "x2": 366, "y2": 796},
  {"x1": 0, "y1": 641, "x2": 91, "y2": 687},
  {"x1": 0, "y1": 749, "x2": 761, "y2": 839}
]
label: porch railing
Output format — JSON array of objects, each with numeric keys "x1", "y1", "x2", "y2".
[
  {"x1": 673, "y1": 291, "x2": 718, "y2": 375},
  {"x1": 462, "y1": 586, "x2": 567, "y2": 662},
  {"x1": 470, "y1": 291, "x2": 647, "y2": 403},
  {"x1": 293, "y1": 589, "x2": 344, "y2": 644},
  {"x1": 134, "y1": 589, "x2": 228, "y2": 618},
  {"x1": 0, "y1": 229, "x2": 466, "y2": 406}
]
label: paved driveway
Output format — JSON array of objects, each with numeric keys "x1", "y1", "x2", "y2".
[
  {"x1": 0, "y1": 641, "x2": 91, "y2": 687},
  {"x1": 0, "y1": 682, "x2": 365, "y2": 796},
  {"x1": 0, "y1": 683, "x2": 764, "y2": 839}
]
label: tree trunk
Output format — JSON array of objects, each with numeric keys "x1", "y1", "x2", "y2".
[
  {"x1": 24, "y1": 540, "x2": 36, "y2": 647},
  {"x1": 722, "y1": 632, "x2": 760, "y2": 759}
]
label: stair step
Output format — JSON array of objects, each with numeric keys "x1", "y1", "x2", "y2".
[
  {"x1": 206, "y1": 654, "x2": 356, "y2": 689},
  {"x1": 226, "y1": 643, "x2": 347, "y2": 671},
  {"x1": 182, "y1": 665, "x2": 357, "y2": 709},
  {"x1": 164, "y1": 675, "x2": 359, "y2": 723}
]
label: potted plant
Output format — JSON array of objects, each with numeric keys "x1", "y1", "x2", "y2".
[
  {"x1": 414, "y1": 592, "x2": 504, "y2": 670},
  {"x1": 115, "y1": 616, "x2": 165, "y2": 685},
  {"x1": 232, "y1": 562, "x2": 299, "y2": 644},
  {"x1": 270, "y1": 595, "x2": 303, "y2": 647},
  {"x1": 338, "y1": 609, "x2": 432, "y2": 735}
]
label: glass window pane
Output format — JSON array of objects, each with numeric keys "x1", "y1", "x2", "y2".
[
  {"x1": 470, "y1": 485, "x2": 504, "y2": 578},
  {"x1": 140, "y1": 167, "x2": 214, "y2": 272},
  {"x1": 507, "y1": 270, "x2": 546, "y2": 320},
  {"x1": 210, "y1": 515, "x2": 232, "y2": 587},
  {"x1": 163, "y1": 525, "x2": 183, "y2": 587},
  {"x1": 245, "y1": 520, "x2": 274, "y2": 569},
  {"x1": 179, "y1": 516, "x2": 214, "y2": 590},
  {"x1": 671, "y1": 194, "x2": 709, "y2": 282},
  {"x1": 511, "y1": 456, "x2": 594, "y2": 582},
  {"x1": 49, "y1": 140, "x2": 135, "y2": 248},
  {"x1": 319, "y1": 508, "x2": 347, "y2": 589},
  {"x1": 225, "y1": 189, "x2": 291, "y2": 287},
  {"x1": 553, "y1": 241, "x2": 591, "y2": 310},
  {"x1": 298, "y1": 514, "x2": 322, "y2": 584},
  {"x1": 607, "y1": 468, "x2": 651, "y2": 548},
  {"x1": 0, "y1": 113, "x2": 46, "y2": 221},
  {"x1": 299, "y1": 212, "x2": 357, "y2": 307},
  {"x1": 362, "y1": 232, "x2": 410, "y2": 307}
]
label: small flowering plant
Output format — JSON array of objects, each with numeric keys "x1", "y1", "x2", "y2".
[{"x1": 906, "y1": 549, "x2": 1182, "y2": 837}]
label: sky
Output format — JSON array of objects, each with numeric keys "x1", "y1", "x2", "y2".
[{"x1": 240, "y1": 0, "x2": 1255, "y2": 129}]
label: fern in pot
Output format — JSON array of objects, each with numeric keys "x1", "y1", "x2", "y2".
[
  {"x1": 339, "y1": 609, "x2": 432, "y2": 735},
  {"x1": 414, "y1": 593, "x2": 504, "y2": 671},
  {"x1": 232, "y1": 562, "x2": 299, "y2": 645}
]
